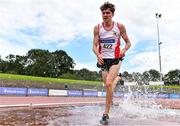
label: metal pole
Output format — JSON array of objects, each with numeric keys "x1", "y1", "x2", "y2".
[{"x1": 155, "y1": 13, "x2": 162, "y2": 81}]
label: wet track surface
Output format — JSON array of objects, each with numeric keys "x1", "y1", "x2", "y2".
[
  {"x1": 0, "y1": 104, "x2": 180, "y2": 126},
  {"x1": 0, "y1": 106, "x2": 72, "y2": 126},
  {"x1": 1, "y1": 97, "x2": 180, "y2": 126}
]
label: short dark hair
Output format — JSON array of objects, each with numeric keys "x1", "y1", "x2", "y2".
[{"x1": 100, "y1": 1, "x2": 115, "y2": 14}]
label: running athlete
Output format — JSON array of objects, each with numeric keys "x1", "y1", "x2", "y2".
[{"x1": 92, "y1": 2, "x2": 131, "y2": 125}]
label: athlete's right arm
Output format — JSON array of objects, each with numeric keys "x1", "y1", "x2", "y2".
[{"x1": 93, "y1": 25, "x2": 104, "y2": 65}]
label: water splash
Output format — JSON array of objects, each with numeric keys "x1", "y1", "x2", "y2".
[
  {"x1": 41, "y1": 83, "x2": 180, "y2": 125},
  {"x1": 111, "y1": 85, "x2": 180, "y2": 123},
  {"x1": 48, "y1": 86, "x2": 180, "y2": 125}
]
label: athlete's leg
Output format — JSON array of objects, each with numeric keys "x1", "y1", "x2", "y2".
[
  {"x1": 110, "y1": 62, "x2": 122, "y2": 105},
  {"x1": 112, "y1": 61, "x2": 122, "y2": 92},
  {"x1": 100, "y1": 70, "x2": 109, "y2": 124},
  {"x1": 104, "y1": 62, "x2": 121, "y2": 114},
  {"x1": 112, "y1": 76, "x2": 121, "y2": 92},
  {"x1": 101, "y1": 70, "x2": 108, "y2": 85}
]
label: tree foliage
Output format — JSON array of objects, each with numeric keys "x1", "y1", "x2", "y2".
[
  {"x1": 0, "y1": 49, "x2": 75, "y2": 78},
  {"x1": 0, "y1": 49, "x2": 180, "y2": 83},
  {"x1": 164, "y1": 69, "x2": 180, "y2": 81}
]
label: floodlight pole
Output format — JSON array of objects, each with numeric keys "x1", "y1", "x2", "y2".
[{"x1": 155, "y1": 13, "x2": 162, "y2": 81}]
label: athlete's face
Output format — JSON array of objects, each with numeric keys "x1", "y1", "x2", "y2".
[{"x1": 101, "y1": 9, "x2": 114, "y2": 23}]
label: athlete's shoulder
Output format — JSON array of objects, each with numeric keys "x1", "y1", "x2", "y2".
[
  {"x1": 94, "y1": 24, "x2": 101, "y2": 35},
  {"x1": 94, "y1": 23, "x2": 102, "y2": 34},
  {"x1": 94, "y1": 24, "x2": 99, "y2": 29},
  {"x1": 117, "y1": 22, "x2": 125, "y2": 30},
  {"x1": 94, "y1": 24, "x2": 99, "y2": 33}
]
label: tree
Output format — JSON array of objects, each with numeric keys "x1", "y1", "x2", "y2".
[
  {"x1": 11, "y1": 55, "x2": 25, "y2": 74},
  {"x1": 0, "y1": 54, "x2": 24, "y2": 74},
  {"x1": 0, "y1": 49, "x2": 76, "y2": 78},
  {"x1": 148, "y1": 69, "x2": 160, "y2": 81},
  {"x1": 51, "y1": 50, "x2": 75, "y2": 77},
  {"x1": 5, "y1": 54, "x2": 16, "y2": 73},
  {"x1": 0, "y1": 56, "x2": 8, "y2": 73},
  {"x1": 142, "y1": 71, "x2": 150, "y2": 85},
  {"x1": 24, "y1": 49, "x2": 52, "y2": 77},
  {"x1": 132, "y1": 72, "x2": 143, "y2": 85},
  {"x1": 164, "y1": 69, "x2": 180, "y2": 82},
  {"x1": 122, "y1": 71, "x2": 133, "y2": 82}
]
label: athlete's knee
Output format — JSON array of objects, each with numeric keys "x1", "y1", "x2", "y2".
[
  {"x1": 105, "y1": 79, "x2": 112, "y2": 88},
  {"x1": 105, "y1": 82, "x2": 111, "y2": 88}
]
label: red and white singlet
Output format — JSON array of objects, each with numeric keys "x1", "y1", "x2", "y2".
[{"x1": 98, "y1": 21, "x2": 121, "y2": 59}]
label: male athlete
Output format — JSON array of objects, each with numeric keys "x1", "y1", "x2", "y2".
[{"x1": 92, "y1": 2, "x2": 131, "y2": 124}]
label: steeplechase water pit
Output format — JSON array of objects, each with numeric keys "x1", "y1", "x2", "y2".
[{"x1": 0, "y1": 96, "x2": 180, "y2": 126}]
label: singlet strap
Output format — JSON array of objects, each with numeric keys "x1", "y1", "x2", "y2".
[{"x1": 117, "y1": 22, "x2": 122, "y2": 39}]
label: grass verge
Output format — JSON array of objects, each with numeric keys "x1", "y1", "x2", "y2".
[{"x1": 0, "y1": 73, "x2": 100, "y2": 86}]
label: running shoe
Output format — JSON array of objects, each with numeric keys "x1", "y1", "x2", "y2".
[{"x1": 100, "y1": 114, "x2": 109, "y2": 125}]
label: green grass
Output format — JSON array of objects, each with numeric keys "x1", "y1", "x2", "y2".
[
  {"x1": 0, "y1": 73, "x2": 100, "y2": 85},
  {"x1": 0, "y1": 73, "x2": 179, "y2": 89},
  {"x1": 148, "y1": 85, "x2": 180, "y2": 89}
]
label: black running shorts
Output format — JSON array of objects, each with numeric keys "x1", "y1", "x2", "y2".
[{"x1": 97, "y1": 58, "x2": 123, "y2": 71}]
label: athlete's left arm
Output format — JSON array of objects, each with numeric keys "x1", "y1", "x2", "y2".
[{"x1": 118, "y1": 23, "x2": 131, "y2": 55}]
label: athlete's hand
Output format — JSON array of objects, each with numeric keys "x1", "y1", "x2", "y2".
[
  {"x1": 97, "y1": 54, "x2": 104, "y2": 65},
  {"x1": 120, "y1": 48, "x2": 126, "y2": 57}
]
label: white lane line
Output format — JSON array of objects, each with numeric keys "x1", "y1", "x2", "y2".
[
  {"x1": 0, "y1": 104, "x2": 30, "y2": 107},
  {"x1": 0, "y1": 101, "x2": 105, "y2": 108}
]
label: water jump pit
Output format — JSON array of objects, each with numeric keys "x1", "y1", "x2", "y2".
[{"x1": 0, "y1": 97, "x2": 180, "y2": 126}]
